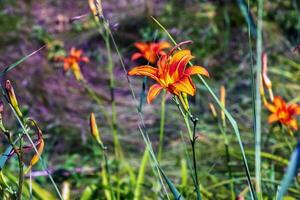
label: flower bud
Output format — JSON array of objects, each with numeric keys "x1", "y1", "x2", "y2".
[
  {"x1": 220, "y1": 86, "x2": 226, "y2": 127},
  {"x1": 178, "y1": 93, "x2": 189, "y2": 112},
  {"x1": 261, "y1": 52, "x2": 274, "y2": 102},
  {"x1": 208, "y1": 103, "x2": 217, "y2": 118},
  {"x1": 5, "y1": 80, "x2": 23, "y2": 118},
  {"x1": 89, "y1": 113, "x2": 103, "y2": 146}
]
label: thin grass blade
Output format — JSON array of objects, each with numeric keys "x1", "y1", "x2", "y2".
[
  {"x1": 0, "y1": 45, "x2": 45, "y2": 77},
  {"x1": 276, "y1": 142, "x2": 300, "y2": 200}
]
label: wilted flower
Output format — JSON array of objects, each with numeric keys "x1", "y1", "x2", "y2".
[
  {"x1": 24, "y1": 120, "x2": 45, "y2": 174},
  {"x1": 131, "y1": 41, "x2": 171, "y2": 64},
  {"x1": 128, "y1": 48, "x2": 209, "y2": 103},
  {"x1": 265, "y1": 96, "x2": 300, "y2": 131},
  {"x1": 60, "y1": 47, "x2": 89, "y2": 81}
]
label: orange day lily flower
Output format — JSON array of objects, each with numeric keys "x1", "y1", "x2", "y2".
[
  {"x1": 265, "y1": 96, "x2": 300, "y2": 131},
  {"x1": 131, "y1": 41, "x2": 171, "y2": 64},
  {"x1": 128, "y1": 48, "x2": 210, "y2": 103},
  {"x1": 61, "y1": 47, "x2": 89, "y2": 81}
]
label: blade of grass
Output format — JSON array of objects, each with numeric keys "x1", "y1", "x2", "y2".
[
  {"x1": 254, "y1": 0, "x2": 263, "y2": 197},
  {"x1": 0, "y1": 45, "x2": 45, "y2": 77},
  {"x1": 133, "y1": 148, "x2": 149, "y2": 200},
  {"x1": 158, "y1": 90, "x2": 166, "y2": 161},
  {"x1": 276, "y1": 142, "x2": 300, "y2": 200},
  {"x1": 236, "y1": 0, "x2": 257, "y2": 38}
]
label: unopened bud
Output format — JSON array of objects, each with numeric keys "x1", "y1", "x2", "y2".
[
  {"x1": 220, "y1": 86, "x2": 226, "y2": 127},
  {"x1": 89, "y1": 113, "x2": 103, "y2": 146},
  {"x1": 261, "y1": 52, "x2": 274, "y2": 101},
  {"x1": 88, "y1": 0, "x2": 98, "y2": 16},
  {"x1": 5, "y1": 80, "x2": 23, "y2": 118},
  {"x1": 208, "y1": 103, "x2": 217, "y2": 118},
  {"x1": 178, "y1": 93, "x2": 189, "y2": 112}
]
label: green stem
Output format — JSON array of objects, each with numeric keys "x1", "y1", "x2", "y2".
[
  {"x1": 103, "y1": 149, "x2": 115, "y2": 200},
  {"x1": 7, "y1": 133, "x2": 23, "y2": 200},
  {"x1": 104, "y1": 30, "x2": 122, "y2": 161},
  {"x1": 190, "y1": 119, "x2": 202, "y2": 200},
  {"x1": 17, "y1": 135, "x2": 24, "y2": 200},
  {"x1": 219, "y1": 123, "x2": 235, "y2": 200},
  {"x1": 158, "y1": 90, "x2": 166, "y2": 161},
  {"x1": 83, "y1": 81, "x2": 110, "y2": 122},
  {"x1": 174, "y1": 97, "x2": 202, "y2": 200},
  {"x1": 133, "y1": 148, "x2": 149, "y2": 200},
  {"x1": 255, "y1": 0, "x2": 264, "y2": 197}
]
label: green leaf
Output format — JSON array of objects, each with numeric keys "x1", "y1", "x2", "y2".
[
  {"x1": 158, "y1": 167, "x2": 184, "y2": 200},
  {"x1": 80, "y1": 185, "x2": 97, "y2": 200},
  {"x1": 276, "y1": 142, "x2": 300, "y2": 200},
  {"x1": 0, "y1": 146, "x2": 12, "y2": 170},
  {"x1": 0, "y1": 45, "x2": 45, "y2": 77}
]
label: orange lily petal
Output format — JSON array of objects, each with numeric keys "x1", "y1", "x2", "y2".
[
  {"x1": 171, "y1": 50, "x2": 191, "y2": 63},
  {"x1": 273, "y1": 96, "x2": 285, "y2": 109},
  {"x1": 185, "y1": 66, "x2": 210, "y2": 77},
  {"x1": 268, "y1": 114, "x2": 278, "y2": 123},
  {"x1": 147, "y1": 84, "x2": 163, "y2": 103},
  {"x1": 288, "y1": 104, "x2": 300, "y2": 115},
  {"x1": 144, "y1": 51, "x2": 156, "y2": 64},
  {"x1": 169, "y1": 50, "x2": 192, "y2": 74},
  {"x1": 171, "y1": 76, "x2": 195, "y2": 96},
  {"x1": 289, "y1": 119, "x2": 298, "y2": 130},
  {"x1": 131, "y1": 53, "x2": 143, "y2": 61},
  {"x1": 264, "y1": 102, "x2": 276, "y2": 113},
  {"x1": 158, "y1": 55, "x2": 168, "y2": 76},
  {"x1": 170, "y1": 54, "x2": 194, "y2": 80},
  {"x1": 128, "y1": 65, "x2": 158, "y2": 81},
  {"x1": 80, "y1": 56, "x2": 89, "y2": 63},
  {"x1": 158, "y1": 41, "x2": 171, "y2": 50},
  {"x1": 134, "y1": 42, "x2": 148, "y2": 52}
]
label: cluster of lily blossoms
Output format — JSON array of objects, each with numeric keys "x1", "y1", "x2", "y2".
[{"x1": 128, "y1": 41, "x2": 209, "y2": 104}]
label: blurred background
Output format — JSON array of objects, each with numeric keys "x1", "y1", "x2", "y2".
[{"x1": 1, "y1": 0, "x2": 300, "y2": 199}]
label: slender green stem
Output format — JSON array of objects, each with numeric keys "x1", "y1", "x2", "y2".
[
  {"x1": 219, "y1": 122, "x2": 235, "y2": 200},
  {"x1": 191, "y1": 119, "x2": 202, "y2": 200},
  {"x1": 17, "y1": 134, "x2": 24, "y2": 200},
  {"x1": 103, "y1": 149, "x2": 115, "y2": 200},
  {"x1": 255, "y1": 0, "x2": 264, "y2": 197},
  {"x1": 7, "y1": 133, "x2": 23, "y2": 200},
  {"x1": 173, "y1": 97, "x2": 202, "y2": 200},
  {"x1": 83, "y1": 81, "x2": 110, "y2": 122},
  {"x1": 158, "y1": 90, "x2": 166, "y2": 161},
  {"x1": 133, "y1": 148, "x2": 149, "y2": 200}
]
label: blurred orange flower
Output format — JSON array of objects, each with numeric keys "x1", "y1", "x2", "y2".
[
  {"x1": 265, "y1": 96, "x2": 300, "y2": 131},
  {"x1": 131, "y1": 41, "x2": 171, "y2": 64},
  {"x1": 128, "y1": 49, "x2": 209, "y2": 103},
  {"x1": 61, "y1": 47, "x2": 89, "y2": 81}
]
